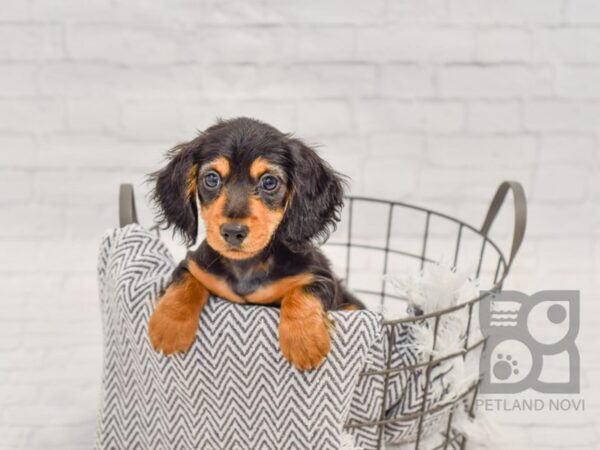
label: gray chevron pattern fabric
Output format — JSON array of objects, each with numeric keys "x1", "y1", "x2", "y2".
[
  {"x1": 345, "y1": 321, "x2": 456, "y2": 449},
  {"x1": 95, "y1": 224, "x2": 463, "y2": 450},
  {"x1": 383, "y1": 322, "x2": 457, "y2": 446},
  {"x1": 95, "y1": 225, "x2": 384, "y2": 450}
]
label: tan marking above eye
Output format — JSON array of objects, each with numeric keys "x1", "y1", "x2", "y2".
[
  {"x1": 249, "y1": 157, "x2": 273, "y2": 180},
  {"x1": 208, "y1": 156, "x2": 230, "y2": 178}
]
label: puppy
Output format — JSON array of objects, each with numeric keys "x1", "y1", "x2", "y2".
[{"x1": 148, "y1": 117, "x2": 362, "y2": 371}]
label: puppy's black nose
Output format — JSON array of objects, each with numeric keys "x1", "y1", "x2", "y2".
[{"x1": 220, "y1": 223, "x2": 249, "y2": 246}]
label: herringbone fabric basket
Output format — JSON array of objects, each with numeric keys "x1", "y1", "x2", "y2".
[{"x1": 95, "y1": 224, "x2": 383, "y2": 450}]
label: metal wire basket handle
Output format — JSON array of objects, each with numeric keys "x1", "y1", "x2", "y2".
[
  {"x1": 119, "y1": 184, "x2": 138, "y2": 227},
  {"x1": 480, "y1": 180, "x2": 527, "y2": 270}
]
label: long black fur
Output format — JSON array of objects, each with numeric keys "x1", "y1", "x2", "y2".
[
  {"x1": 150, "y1": 138, "x2": 201, "y2": 245},
  {"x1": 279, "y1": 138, "x2": 346, "y2": 253}
]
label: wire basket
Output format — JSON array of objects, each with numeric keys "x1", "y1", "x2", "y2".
[
  {"x1": 323, "y1": 181, "x2": 526, "y2": 450},
  {"x1": 118, "y1": 180, "x2": 526, "y2": 450}
]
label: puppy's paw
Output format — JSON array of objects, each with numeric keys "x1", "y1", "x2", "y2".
[
  {"x1": 148, "y1": 304, "x2": 198, "y2": 355},
  {"x1": 279, "y1": 310, "x2": 331, "y2": 371}
]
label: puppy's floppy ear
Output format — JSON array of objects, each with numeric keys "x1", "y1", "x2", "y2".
[
  {"x1": 150, "y1": 137, "x2": 202, "y2": 246},
  {"x1": 280, "y1": 138, "x2": 346, "y2": 252}
]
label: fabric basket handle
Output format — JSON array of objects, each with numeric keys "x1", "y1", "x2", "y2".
[
  {"x1": 480, "y1": 181, "x2": 527, "y2": 269},
  {"x1": 119, "y1": 183, "x2": 138, "y2": 227}
]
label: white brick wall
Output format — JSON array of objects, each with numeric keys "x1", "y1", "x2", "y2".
[{"x1": 0, "y1": 1, "x2": 598, "y2": 449}]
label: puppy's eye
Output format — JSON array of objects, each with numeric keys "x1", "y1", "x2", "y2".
[
  {"x1": 259, "y1": 174, "x2": 279, "y2": 192},
  {"x1": 203, "y1": 171, "x2": 221, "y2": 189}
]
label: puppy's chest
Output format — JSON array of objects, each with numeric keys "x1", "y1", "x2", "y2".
[
  {"x1": 188, "y1": 259, "x2": 312, "y2": 304},
  {"x1": 229, "y1": 274, "x2": 265, "y2": 298},
  {"x1": 227, "y1": 258, "x2": 277, "y2": 298}
]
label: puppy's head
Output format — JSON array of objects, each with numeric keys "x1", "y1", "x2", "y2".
[{"x1": 152, "y1": 117, "x2": 345, "y2": 259}]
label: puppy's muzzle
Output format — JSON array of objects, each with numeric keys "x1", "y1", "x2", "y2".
[{"x1": 220, "y1": 223, "x2": 249, "y2": 247}]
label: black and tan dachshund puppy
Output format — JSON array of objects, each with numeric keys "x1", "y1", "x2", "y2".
[{"x1": 148, "y1": 117, "x2": 362, "y2": 370}]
